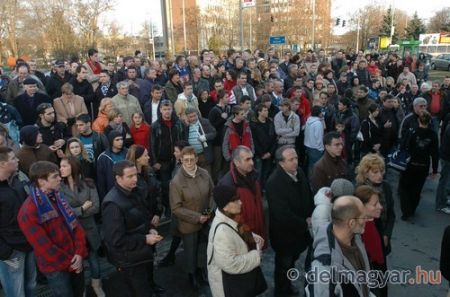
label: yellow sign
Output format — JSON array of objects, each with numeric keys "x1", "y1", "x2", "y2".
[
  {"x1": 440, "y1": 32, "x2": 450, "y2": 44},
  {"x1": 379, "y1": 37, "x2": 391, "y2": 49}
]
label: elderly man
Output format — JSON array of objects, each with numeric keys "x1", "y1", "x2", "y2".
[
  {"x1": 111, "y1": 81, "x2": 143, "y2": 126},
  {"x1": 6, "y1": 63, "x2": 46, "y2": 104},
  {"x1": 266, "y1": 145, "x2": 314, "y2": 297},
  {"x1": 14, "y1": 78, "x2": 52, "y2": 126},
  {"x1": 307, "y1": 196, "x2": 372, "y2": 297},
  {"x1": 398, "y1": 97, "x2": 428, "y2": 139}
]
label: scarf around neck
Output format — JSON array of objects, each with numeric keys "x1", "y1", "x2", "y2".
[{"x1": 30, "y1": 186, "x2": 78, "y2": 232}]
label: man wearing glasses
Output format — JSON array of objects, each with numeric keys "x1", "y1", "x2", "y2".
[{"x1": 307, "y1": 196, "x2": 371, "y2": 297}]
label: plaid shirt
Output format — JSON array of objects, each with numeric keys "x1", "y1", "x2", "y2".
[{"x1": 17, "y1": 195, "x2": 87, "y2": 273}]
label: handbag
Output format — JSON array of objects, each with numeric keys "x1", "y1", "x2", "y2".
[
  {"x1": 209, "y1": 222, "x2": 267, "y2": 297},
  {"x1": 387, "y1": 128, "x2": 415, "y2": 172}
]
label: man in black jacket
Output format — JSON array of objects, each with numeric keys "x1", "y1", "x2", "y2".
[
  {"x1": 151, "y1": 100, "x2": 186, "y2": 216},
  {"x1": 0, "y1": 147, "x2": 36, "y2": 296},
  {"x1": 46, "y1": 60, "x2": 73, "y2": 100},
  {"x1": 69, "y1": 65, "x2": 95, "y2": 118},
  {"x1": 102, "y1": 160, "x2": 163, "y2": 296},
  {"x1": 266, "y1": 145, "x2": 314, "y2": 297},
  {"x1": 93, "y1": 70, "x2": 117, "y2": 117}
]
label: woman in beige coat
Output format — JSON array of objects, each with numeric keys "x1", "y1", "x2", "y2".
[
  {"x1": 207, "y1": 184, "x2": 265, "y2": 297},
  {"x1": 53, "y1": 83, "x2": 88, "y2": 136},
  {"x1": 169, "y1": 146, "x2": 214, "y2": 290}
]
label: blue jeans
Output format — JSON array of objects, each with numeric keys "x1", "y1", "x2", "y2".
[
  {"x1": 436, "y1": 159, "x2": 450, "y2": 210},
  {"x1": 87, "y1": 250, "x2": 101, "y2": 279},
  {"x1": 306, "y1": 147, "x2": 324, "y2": 177},
  {"x1": 0, "y1": 250, "x2": 37, "y2": 297},
  {"x1": 45, "y1": 270, "x2": 85, "y2": 297}
]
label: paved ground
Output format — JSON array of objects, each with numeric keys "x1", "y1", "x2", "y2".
[{"x1": 22, "y1": 167, "x2": 447, "y2": 297}]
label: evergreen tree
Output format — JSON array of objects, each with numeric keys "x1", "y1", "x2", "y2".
[
  {"x1": 379, "y1": 7, "x2": 398, "y2": 43},
  {"x1": 405, "y1": 12, "x2": 426, "y2": 40}
]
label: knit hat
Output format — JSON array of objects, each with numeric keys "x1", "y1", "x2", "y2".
[
  {"x1": 20, "y1": 125, "x2": 39, "y2": 146},
  {"x1": 213, "y1": 184, "x2": 238, "y2": 209},
  {"x1": 23, "y1": 78, "x2": 37, "y2": 85},
  {"x1": 330, "y1": 178, "x2": 355, "y2": 198},
  {"x1": 107, "y1": 130, "x2": 122, "y2": 146}
]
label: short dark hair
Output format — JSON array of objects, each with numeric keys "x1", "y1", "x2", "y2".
[
  {"x1": 127, "y1": 66, "x2": 136, "y2": 71},
  {"x1": 240, "y1": 95, "x2": 251, "y2": 104},
  {"x1": 255, "y1": 104, "x2": 268, "y2": 117},
  {"x1": 76, "y1": 65, "x2": 87, "y2": 74},
  {"x1": 275, "y1": 145, "x2": 295, "y2": 162},
  {"x1": 36, "y1": 103, "x2": 53, "y2": 115},
  {"x1": 238, "y1": 71, "x2": 247, "y2": 79},
  {"x1": 151, "y1": 84, "x2": 163, "y2": 92},
  {"x1": 29, "y1": 161, "x2": 60, "y2": 186},
  {"x1": 323, "y1": 131, "x2": 341, "y2": 146},
  {"x1": 0, "y1": 147, "x2": 13, "y2": 162},
  {"x1": 113, "y1": 160, "x2": 136, "y2": 177},
  {"x1": 88, "y1": 48, "x2": 98, "y2": 57},
  {"x1": 232, "y1": 105, "x2": 243, "y2": 115},
  {"x1": 311, "y1": 105, "x2": 322, "y2": 117},
  {"x1": 174, "y1": 140, "x2": 189, "y2": 151},
  {"x1": 100, "y1": 69, "x2": 110, "y2": 76},
  {"x1": 340, "y1": 97, "x2": 352, "y2": 108},
  {"x1": 168, "y1": 69, "x2": 179, "y2": 80},
  {"x1": 76, "y1": 114, "x2": 91, "y2": 124},
  {"x1": 217, "y1": 89, "x2": 227, "y2": 101},
  {"x1": 368, "y1": 103, "x2": 378, "y2": 113}
]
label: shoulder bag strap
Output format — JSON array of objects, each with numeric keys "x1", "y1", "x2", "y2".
[{"x1": 207, "y1": 222, "x2": 240, "y2": 265}]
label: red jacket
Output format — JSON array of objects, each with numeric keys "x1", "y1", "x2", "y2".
[
  {"x1": 17, "y1": 196, "x2": 87, "y2": 273},
  {"x1": 219, "y1": 163, "x2": 267, "y2": 248},
  {"x1": 130, "y1": 123, "x2": 151, "y2": 151},
  {"x1": 223, "y1": 120, "x2": 253, "y2": 161}
]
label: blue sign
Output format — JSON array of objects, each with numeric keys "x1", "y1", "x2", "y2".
[{"x1": 269, "y1": 35, "x2": 286, "y2": 45}]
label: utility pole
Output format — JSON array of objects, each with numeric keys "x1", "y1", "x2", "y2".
[
  {"x1": 239, "y1": 0, "x2": 244, "y2": 50},
  {"x1": 150, "y1": 20, "x2": 156, "y2": 60},
  {"x1": 311, "y1": 0, "x2": 316, "y2": 50},
  {"x1": 356, "y1": 14, "x2": 360, "y2": 52},
  {"x1": 390, "y1": 0, "x2": 395, "y2": 42},
  {"x1": 182, "y1": 0, "x2": 187, "y2": 53},
  {"x1": 249, "y1": 9, "x2": 252, "y2": 50}
]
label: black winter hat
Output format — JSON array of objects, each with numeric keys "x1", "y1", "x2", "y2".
[
  {"x1": 20, "y1": 125, "x2": 39, "y2": 146},
  {"x1": 107, "y1": 130, "x2": 123, "y2": 147},
  {"x1": 23, "y1": 78, "x2": 37, "y2": 85},
  {"x1": 213, "y1": 184, "x2": 238, "y2": 209}
]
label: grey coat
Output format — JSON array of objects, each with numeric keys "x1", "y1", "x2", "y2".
[{"x1": 60, "y1": 182, "x2": 101, "y2": 250}]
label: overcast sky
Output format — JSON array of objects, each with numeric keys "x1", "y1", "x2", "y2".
[{"x1": 105, "y1": 0, "x2": 448, "y2": 36}]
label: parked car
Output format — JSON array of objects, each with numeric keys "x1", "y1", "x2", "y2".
[{"x1": 431, "y1": 54, "x2": 450, "y2": 71}]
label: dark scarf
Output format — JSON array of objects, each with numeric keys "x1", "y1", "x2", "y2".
[{"x1": 30, "y1": 186, "x2": 78, "y2": 233}]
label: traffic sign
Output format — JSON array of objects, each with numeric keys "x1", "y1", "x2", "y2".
[{"x1": 269, "y1": 35, "x2": 286, "y2": 45}]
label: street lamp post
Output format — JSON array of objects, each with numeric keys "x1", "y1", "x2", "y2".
[
  {"x1": 239, "y1": 0, "x2": 244, "y2": 50},
  {"x1": 311, "y1": 0, "x2": 316, "y2": 50}
]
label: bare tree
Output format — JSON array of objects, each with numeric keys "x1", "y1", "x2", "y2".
[{"x1": 427, "y1": 7, "x2": 450, "y2": 32}]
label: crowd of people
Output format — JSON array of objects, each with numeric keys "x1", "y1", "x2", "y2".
[{"x1": 0, "y1": 46, "x2": 450, "y2": 297}]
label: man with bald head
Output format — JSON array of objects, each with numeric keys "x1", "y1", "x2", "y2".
[{"x1": 307, "y1": 196, "x2": 373, "y2": 297}]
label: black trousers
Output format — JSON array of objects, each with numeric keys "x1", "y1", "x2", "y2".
[
  {"x1": 118, "y1": 264, "x2": 152, "y2": 297},
  {"x1": 398, "y1": 163, "x2": 428, "y2": 217},
  {"x1": 274, "y1": 252, "x2": 300, "y2": 295}
]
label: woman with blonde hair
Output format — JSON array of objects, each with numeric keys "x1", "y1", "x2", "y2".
[
  {"x1": 355, "y1": 153, "x2": 395, "y2": 255},
  {"x1": 53, "y1": 83, "x2": 88, "y2": 136},
  {"x1": 92, "y1": 97, "x2": 114, "y2": 133}
]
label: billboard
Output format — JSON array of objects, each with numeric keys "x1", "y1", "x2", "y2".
[
  {"x1": 419, "y1": 33, "x2": 440, "y2": 45},
  {"x1": 379, "y1": 36, "x2": 391, "y2": 49}
]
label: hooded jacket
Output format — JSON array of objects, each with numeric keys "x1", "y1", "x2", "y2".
[
  {"x1": 311, "y1": 187, "x2": 332, "y2": 238},
  {"x1": 304, "y1": 116, "x2": 324, "y2": 151}
]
